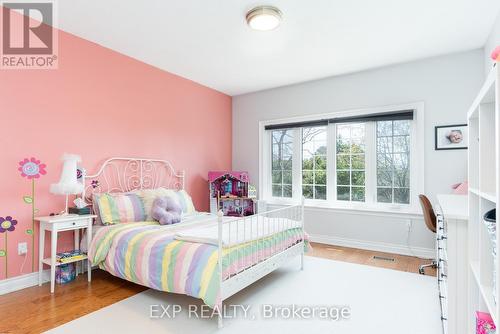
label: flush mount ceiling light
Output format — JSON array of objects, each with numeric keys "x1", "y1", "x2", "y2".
[{"x1": 246, "y1": 6, "x2": 282, "y2": 31}]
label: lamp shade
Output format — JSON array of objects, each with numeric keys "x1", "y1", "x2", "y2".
[{"x1": 50, "y1": 154, "x2": 84, "y2": 195}]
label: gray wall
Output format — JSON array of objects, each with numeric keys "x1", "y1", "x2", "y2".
[
  {"x1": 232, "y1": 50, "x2": 484, "y2": 255},
  {"x1": 484, "y1": 11, "x2": 500, "y2": 74}
]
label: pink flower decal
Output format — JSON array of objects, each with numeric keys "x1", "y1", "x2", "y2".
[
  {"x1": 18, "y1": 157, "x2": 47, "y2": 179},
  {"x1": 0, "y1": 216, "x2": 17, "y2": 233}
]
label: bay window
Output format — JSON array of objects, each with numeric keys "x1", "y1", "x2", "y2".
[{"x1": 261, "y1": 105, "x2": 423, "y2": 212}]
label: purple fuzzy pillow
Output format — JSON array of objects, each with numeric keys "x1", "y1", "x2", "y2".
[{"x1": 151, "y1": 196, "x2": 182, "y2": 225}]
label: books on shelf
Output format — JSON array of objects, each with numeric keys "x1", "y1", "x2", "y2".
[{"x1": 56, "y1": 250, "x2": 87, "y2": 263}]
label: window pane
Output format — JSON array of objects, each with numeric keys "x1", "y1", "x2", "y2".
[
  {"x1": 302, "y1": 157, "x2": 313, "y2": 170},
  {"x1": 394, "y1": 169, "x2": 409, "y2": 188},
  {"x1": 394, "y1": 188, "x2": 410, "y2": 204},
  {"x1": 351, "y1": 124, "x2": 364, "y2": 138},
  {"x1": 351, "y1": 139, "x2": 365, "y2": 153},
  {"x1": 377, "y1": 188, "x2": 392, "y2": 203},
  {"x1": 283, "y1": 171, "x2": 293, "y2": 184},
  {"x1": 352, "y1": 187, "x2": 365, "y2": 202},
  {"x1": 337, "y1": 125, "x2": 351, "y2": 139},
  {"x1": 315, "y1": 171, "x2": 327, "y2": 185},
  {"x1": 337, "y1": 171, "x2": 350, "y2": 185},
  {"x1": 337, "y1": 155, "x2": 350, "y2": 169},
  {"x1": 376, "y1": 120, "x2": 411, "y2": 205},
  {"x1": 315, "y1": 155, "x2": 327, "y2": 170},
  {"x1": 282, "y1": 156, "x2": 293, "y2": 170},
  {"x1": 337, "y1": 186, "x2": 350, "y2": 201},
  {"x1": 377, "y1": 169, "x2": 393, "y2": 187},
  {"x1": 302, "y1": 126, "x2": 327, "y2": 200},
  {"x1": 272, "y1": 185, "x2": 282, "y2": 197},
  {"x1": 377, "y1": 137, "x2": 392, "y2": 153},
  {"x1": 351, "y1": 171, "x2": 365, "y2": 186},
  {"x1": 351, "y1": 155, "x2": 364, "y2": 169},
  {"x1": 393, "y1": 153, "x2": 409, "y2": 170},
  {"x1": 302, "y1": 185, "x2": 313, "y2": 199},
  {"x1": 336, "y1": 123, "x2": 366, "y2": 202},
  {"x1": 315, "y1": 186, "x2": 327, "y2": 200},
  {"x1": 271, "y1": 130, "x2": 293, "y2": 198},
  {"x1": 336, "y1": 139, "x2": 350, "y2": 154},
  {"x1": 393, "y1": 120, "x2": 410, "y2": 135},
  {"x1": 377, "y1": 153, "x2": 392, "y2": 170},
  {"x1": 302, "y1": 171, "x2": 313, "y2": 185},
  {"x1": 272, "y1": 171, "x2": 282, "y2": 184},
  {"x1": 393, "y1": 136, "x2": 410, "y2": 153},
  {"x1": 377, "y1": 121, "x2": 393, "y2": 137}
]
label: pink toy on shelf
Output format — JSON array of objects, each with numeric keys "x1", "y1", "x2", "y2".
[
  {"x1": 208, "y1": 171, "x2": 255, "y2": 217},
  {"x1": 491, "y1": 46, "x2": 500, "y2": 62},
  {"x1": 476, "y1": 311, "x2": 496, "y2": 334}
]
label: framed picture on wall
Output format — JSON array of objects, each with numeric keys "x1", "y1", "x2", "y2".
[{"x1": 435, "y1": 124, "x2": 468, "y2": 150}]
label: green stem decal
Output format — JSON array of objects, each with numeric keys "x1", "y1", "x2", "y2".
[
  {"x1": 5, "y1": 233, "x2": 7, "y2": 279},
  {"x1": 18, "y1": 157, "x2": 47, "y2": 275},
  {"x1": 31, "y1": 179, "x2": 35, "y2": 272}
]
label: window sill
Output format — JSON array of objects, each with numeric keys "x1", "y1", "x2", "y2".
[{"x1": 262, "y1": 199, "x2": 423, "y2": 218}]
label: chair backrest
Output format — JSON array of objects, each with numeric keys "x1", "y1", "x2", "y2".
[{"x1": 419, "y1": 194, "x2": 436, "y2": 233}]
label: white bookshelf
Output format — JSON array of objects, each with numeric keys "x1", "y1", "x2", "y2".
[{"x1": 467, "y1": 64, "x2": 499, "y2": 332}]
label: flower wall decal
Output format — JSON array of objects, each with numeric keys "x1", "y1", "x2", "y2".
[
  {"x1": 19, "y1": 156, "x2": 47, "y2": 272},
  {"x1": 18, "y1": 158, "x2": 47, "y2": 179},
  {"x1": 91, "y1": 180, "x2": 99, "y2": 188},
  {"x1": 0, "y1": 216, "x2": 17, "y2": 233},
  {"x1": 0, "y1": 216, "x2": 17, "y2": 278}
]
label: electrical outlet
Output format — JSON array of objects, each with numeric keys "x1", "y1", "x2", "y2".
[{"x1": 18, "y1": 242, "x2": 28, "y2": 255}]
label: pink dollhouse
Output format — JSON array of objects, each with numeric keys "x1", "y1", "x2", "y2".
[{"x1": 208, "y1": 171, "x2": 256, "y2": 217}]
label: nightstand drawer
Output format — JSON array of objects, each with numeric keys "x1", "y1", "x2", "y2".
[{"x1": 55, "y1": 219, "x2": 89, "y2": 230}]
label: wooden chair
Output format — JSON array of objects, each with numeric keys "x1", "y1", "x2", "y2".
[{"x1": 418, "y1": 194, "x2": 437, "y2": 274}]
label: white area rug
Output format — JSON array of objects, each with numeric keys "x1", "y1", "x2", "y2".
[{"x1": 45, "y1": 257, "x2": 441, "y2": 334}]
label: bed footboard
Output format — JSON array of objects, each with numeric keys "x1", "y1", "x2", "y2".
[{"x1": 216, "y1": 199, "x2": 305, "y2": 328}]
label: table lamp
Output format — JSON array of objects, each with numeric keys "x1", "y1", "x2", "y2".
[{"x1": 50, "y1": 154, "x2": 84, "y2": 215}]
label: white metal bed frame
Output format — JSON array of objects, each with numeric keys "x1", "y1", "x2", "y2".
[{"x1": 82, "y1": 157, "x2": 305, "y2": 328}]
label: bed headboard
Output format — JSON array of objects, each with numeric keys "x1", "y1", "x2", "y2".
[{"x1": 81, "y1": 157, "x2": 185, "y2": 202}]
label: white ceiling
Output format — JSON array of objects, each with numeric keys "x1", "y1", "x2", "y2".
[{"x1": 55, "y1": 0, "x2": 500, "y2": 96}]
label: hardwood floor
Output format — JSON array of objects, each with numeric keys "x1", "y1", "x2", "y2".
[
  {"x1": 309, "y1": 242, "x2": 437, "y2": 275},
  {"x1": 0, "y1": 270, "x2": 147, "y2": 334},
  {"x1": 0, "y1": 243, "x2": 436, "y2": 333}
]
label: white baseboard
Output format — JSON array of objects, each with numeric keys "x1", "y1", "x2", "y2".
[
  {"x1": 0, "y1": 269, "x2": 51, "y2": 295},
  {"x1": 309, "y1": 234, "x2": 435, "y2": 259},
  {"x1": 0, "y1": 266, "x2": 95, "y2": 295}
]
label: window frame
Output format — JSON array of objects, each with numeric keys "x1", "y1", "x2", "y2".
[{"x1": 259, "y1": 102, "x2": 424, "y2": 214}]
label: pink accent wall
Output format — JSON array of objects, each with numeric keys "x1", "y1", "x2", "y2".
[{"x1": 0, "y1": 10, "x2": 232, "y2": 280}]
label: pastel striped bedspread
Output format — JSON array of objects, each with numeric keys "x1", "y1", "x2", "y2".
[{"x1": 88, "y1": 220, "x2": 307, "y2": 308}]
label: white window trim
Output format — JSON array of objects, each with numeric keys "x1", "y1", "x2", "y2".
[{"x1": 259, "y1": 102, "x2": 425, "y2": 214}]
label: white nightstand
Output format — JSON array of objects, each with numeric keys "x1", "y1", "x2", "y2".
[{"x1": 36, "y1": 214, "x2": 96, "y2": 293}]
